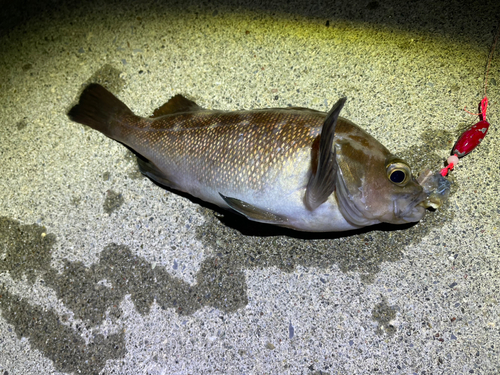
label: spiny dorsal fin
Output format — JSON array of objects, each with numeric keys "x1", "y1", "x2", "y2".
[
  {"x1": 304, "y1": 97, "x2": 347, "y2": 211},
  {"x1": 150, "y1": 94, "x2": 203, "y2": 118}
]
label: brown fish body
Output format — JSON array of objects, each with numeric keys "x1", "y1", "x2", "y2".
[{"x1": 68, "y1": 84, "x2": 439, "y2": 232}]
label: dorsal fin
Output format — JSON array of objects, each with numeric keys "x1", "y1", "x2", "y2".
[
  {"x1": 304, "y1": 97, "x2": 346, "y2": 211},
  {"x1": 150, "y1": 94, "x2": 203, "y2": 118}
]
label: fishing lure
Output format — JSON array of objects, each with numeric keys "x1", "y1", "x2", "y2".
[{"x1": 441, "y1": 25, "x2": 499, "y2": 177}]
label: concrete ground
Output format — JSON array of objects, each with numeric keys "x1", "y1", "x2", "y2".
[{"x1": 0, "y1": 0, "x2": 499, "y2": 374}]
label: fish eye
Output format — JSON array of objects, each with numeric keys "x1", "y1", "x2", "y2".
[{"x1": 386, "y1": 159, "x2": 411, "y2": 186}]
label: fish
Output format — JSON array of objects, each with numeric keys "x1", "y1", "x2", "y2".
[{"x1": 67, "y1": 83, "x2": 449, "y2": 232}]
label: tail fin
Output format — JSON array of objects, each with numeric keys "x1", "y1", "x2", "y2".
[{"x1": 67, "y1": 83, "x2": 136, "y2": 141}]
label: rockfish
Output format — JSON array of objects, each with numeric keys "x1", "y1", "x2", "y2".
[{"x1": 68, "y1": 84, "x2": 448, "y2": 232}]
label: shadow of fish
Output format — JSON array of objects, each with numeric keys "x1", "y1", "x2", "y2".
[{"x1": 68, "y1": 84, "x2": 445, "y2": 232}]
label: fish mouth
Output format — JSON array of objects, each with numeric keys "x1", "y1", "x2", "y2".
[
  {"x1": 416, "y1": 169, "x2": 451, "y2": 210},
  {"x1": 394, "y1": 190, "x2": 428, "y2": 223},
  {"x1": 394, "y1": 169, "x2": 451, "y2": 222}
]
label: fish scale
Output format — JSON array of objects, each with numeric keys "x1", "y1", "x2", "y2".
[{"x1": 132, "y1": 110, "x2": 323, "y2": 193}]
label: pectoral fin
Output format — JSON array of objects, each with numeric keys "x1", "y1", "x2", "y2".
[
  {"x1": 219, "y1": 193, "x2": 289, "y2": 225},
  {"x1": 304, "y1": 97, "x2": 346, "y2": 211}
]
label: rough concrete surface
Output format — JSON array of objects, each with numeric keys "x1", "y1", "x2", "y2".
[{"x1": 0, "y1": 0, "x2": 499, "y2": 374}]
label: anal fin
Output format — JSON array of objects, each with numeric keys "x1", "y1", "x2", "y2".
[{"x1": 219, "y1": 193, "x2": 289, "y2": 225}]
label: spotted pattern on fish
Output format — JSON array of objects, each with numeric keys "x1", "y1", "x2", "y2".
[{"x1": 123, "y1": 110, "x2": 324, "y2": 193}]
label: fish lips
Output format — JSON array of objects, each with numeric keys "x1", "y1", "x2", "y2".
[
  {"x1": 393, "y1": 191, "x2": 428, "y2": 223},
  {"x1": 416, "y1": 169, "x2": 451, "y2": 210}
]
